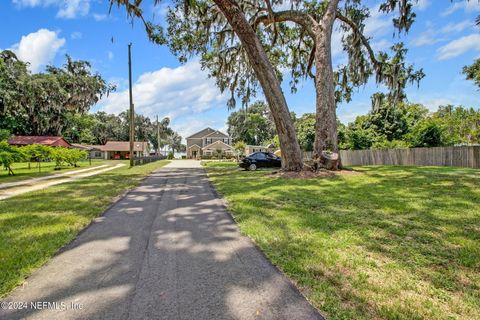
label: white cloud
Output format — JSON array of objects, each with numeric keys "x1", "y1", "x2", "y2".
[
  {"x1": 70, "y1": 31, "x2": 82, "y2": 39},
  {"x1": 437, "y1": 33, "x2": 480, "y2": 60},
  {"x1": 441, "y1": 20, "x2": 474, "y2": 33},
  {"x1": 364, "y1": 5, "x2": 392, "y2": 38},
  {"x1": 442, "y1": 1, "x2": 480, "y2": 16},
  {"x1": 412, "y1": 20, "x2": 475, "y2": 48},
  {"x1": 12, "y1": 0, "x2": 57, "y2": 6},
  {"x1": 371, "y1": 39, "x2": 391, "y2": 51},
  {"x1": 419, "y1": 98, "x2": 453, "y2": 111},
  {"x1": 107, "y1": 51, "x2": 114, "y2": 60},
  {"x1": 411, "y1": 29, "x2": 443, "y2": 47},
  {"x1": 12, "y1": 0, "x2": 90, "y2": 19},
  {"x1": 98, "y1": 61, "x2": 227, "y2": 121},
  {"x1": 11, "y1": 28, "x2": 66, "y2": 72},
  {"x1": 93, "y1": 13, "x2": 107, "y2": 21}
]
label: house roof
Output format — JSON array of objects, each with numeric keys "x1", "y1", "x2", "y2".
[
  {"x1": 186, "y1": 127, "x2": 230, "y2": 139},
  {"x1": 202, "y1": 140, "x2": 234, "y2": 150},
  {"x1": 203, "y1": 130, "x2": 229, "y2": 138},
  {"x1": 71, "y1": 143, "x2": 102, "y2": 151},
  {"x1": 8, "y1": 136, "x2": 71, "y2": 146},
  {"x1": 186, "y1": 127, "x2": 216, "y2": 139},
  {"x1": 101, "y1": 141, "x2": 148, "y2": 152}
]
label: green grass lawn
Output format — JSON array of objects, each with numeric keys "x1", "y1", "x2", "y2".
[
  {"x1": 0, "y1": 160, "x2": 109, "y2": 184},
  {"x1": 205, "y1": 163, "x2": 480, "y2": 320},
  {"x1": 0, "y1": 160, "x2": 170, "y2": 296}
]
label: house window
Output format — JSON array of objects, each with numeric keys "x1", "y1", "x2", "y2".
[{"x1": 94, "y1": 151, "x2": 102, "y2": 157}]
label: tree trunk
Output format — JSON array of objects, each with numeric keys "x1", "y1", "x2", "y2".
[
  {"x1": 312, "y1": 5, "x2": 340, "y2": 170},
  {"x1": 213, "y1": 0, "x2": 303, "y2": 171}
]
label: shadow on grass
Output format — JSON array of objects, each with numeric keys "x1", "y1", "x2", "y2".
[
  {"x1": 1, "y1": 167, "x2": 323, "y2": 320},
  {"x1": 0, "y1": 161, "x2": 167, "y2": 297},
  {"x1": 206, "y1": 164, "x2": 480, "y2": 319}
]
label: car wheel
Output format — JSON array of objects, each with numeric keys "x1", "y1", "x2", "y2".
[{"x1": 248, "y1": 163, "x2": 257, "y2": 171}]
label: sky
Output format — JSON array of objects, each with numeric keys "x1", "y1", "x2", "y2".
[{"x1": 0, "y1": 0, "x2": 479, "y2": 139}]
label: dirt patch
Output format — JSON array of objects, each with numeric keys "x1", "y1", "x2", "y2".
[{"x1": 270, "y1": 168, "x2": 362, "y2": 179}]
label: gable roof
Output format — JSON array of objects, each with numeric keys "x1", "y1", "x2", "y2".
[
  {"x1": 101, "y1": 141, "x2": 148, "y2": 152},
  {"x1": 203, "y1": 130, "x2": 229, "y2": 138},
  {"x1": 186, "y1": 127, "x2": 216, "y2": 139},
  {"x1": 8, "y1": 136, "x2": 71, "y2": 147},
  {"x1": 71, "y1": 144, "x2": 103, "y2": 151},
  {"x1": 202, "y1": 140, "x2": 234, "y2": 150}
]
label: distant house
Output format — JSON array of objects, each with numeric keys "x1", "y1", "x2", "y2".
[
  {"x1": 71, "y1": 144, "x2": 104, "y2": 159},
  {"x1": 186, "y1": 128, "x2": 234, "y2": 159},
  {"x1": 8, "y1": 136, "x2": 71, "y2": 148},
  {"x1": 101, "y1": 141, "x2": 149, "y2": 160},
  {"x1": 245, "y1": 143, "x2": 276, "y2": 156}
]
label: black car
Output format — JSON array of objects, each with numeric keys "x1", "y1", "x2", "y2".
[{"x1": 239, "y1": 152, "x2": 281, "y2": 171}]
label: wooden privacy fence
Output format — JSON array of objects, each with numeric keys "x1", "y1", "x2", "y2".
[{"x1": 338, "y1": 146, "x2": 480, "y2": 168}]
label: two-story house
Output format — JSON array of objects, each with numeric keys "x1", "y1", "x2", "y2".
[{"x1": 186, "y1": 128, "x2": 235, "y2": 159}]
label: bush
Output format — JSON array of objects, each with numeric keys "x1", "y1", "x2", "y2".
[
  {"x1": 50, "y1": 147, "x2": 87, "y2": 168},
  {"x1": 167, "y1": 151, "x2": 174, "y2": 160},
  {"x1": 407, "y1": 120, "x2": 447, "y2": 147},
  {"x1": 0, "y1": 129, "x2": 11, "y2": 142}
]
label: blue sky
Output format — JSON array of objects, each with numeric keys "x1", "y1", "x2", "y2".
[{"x1": 0, "y1": 0, "x2": 479, "y2": 138}]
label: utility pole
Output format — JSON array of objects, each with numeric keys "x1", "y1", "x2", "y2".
[
  {"x1": 156, "y1": 115, "x2": 161, "y2": 156},
  {"x1": 128, "y1": 43, "x2": 135, "y2": 167}
]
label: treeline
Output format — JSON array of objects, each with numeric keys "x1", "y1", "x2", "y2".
[
  {"x1": 0, "y1": 50, "x2": 184, "y2": 152},
  {"x1": 227, "y1": 100, "x2": 480, "y2": 151},
  {"x1": 340, "y1": 101, "x2": 480, "y2": 150},
  {"x1": 61, "y1": 111, "x2": 184, "y2": 153}
]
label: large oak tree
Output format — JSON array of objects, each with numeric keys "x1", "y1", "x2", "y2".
[{"x1": 110, "y1": 0, "x2": 304, "y2": 170}]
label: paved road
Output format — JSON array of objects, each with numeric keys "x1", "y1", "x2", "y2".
[{"x1": 0, "y1": 160, "x2": 323, "y2": 320}]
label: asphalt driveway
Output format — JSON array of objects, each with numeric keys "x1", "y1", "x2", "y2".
[{"x1": 0, "y1": 160, "x2": 323, "y2": 320}]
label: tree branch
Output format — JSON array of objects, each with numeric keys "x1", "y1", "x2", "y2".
[
  {"x1": 252, "y1": 10, "x2": 317, "y2": 38},
  {"x1": 335, "y1": 12, "x2": 379, "y2": 67}
]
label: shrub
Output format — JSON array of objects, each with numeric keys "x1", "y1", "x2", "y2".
[
  {"x1": 50, "y1": 147, "x2": 87, "y2": 168},
  {"x1": 167, "y1": 151, "x2": 174, "y2": 160},
  {"x1": 18, "y1": 144, "x2": 52, "y2": 171},
  {"x1": 407, "y1": 120, "x2": 447, "y2": 147}
]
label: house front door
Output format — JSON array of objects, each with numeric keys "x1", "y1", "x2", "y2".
[{"x1": 192, "y1": 150, "x2": 197, "y2": 159}]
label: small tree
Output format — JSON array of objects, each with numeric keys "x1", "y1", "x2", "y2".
[
  {"x1": 233, "y1": 141, "x2": 246, "y2": 158},
  {"x1": 64, "y1": 148, "x2": 87, "y2": 167},
  {"x1": 50, "y1": 147, "x2": 67, "y2": 168},
  {"x1": 0, "y1": 141, "x2": 23, "y2": 175},
  {"x1": 21, "y1": 144, "x2": 51, "y2": 172},
  {"x1": 215, "y1": 148, "x2": 223, "y2": 159}
]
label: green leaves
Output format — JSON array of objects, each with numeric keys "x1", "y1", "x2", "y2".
[
  {"x1": 0, "y1": 141, "x2": 23, "y2": 175},
  {"x1": 0, "y1": 51, "x2": 114, "y2": 136},
  {"x1": 50, "y1": 147, "x2": 88, "y2": 168},
  {"x1": 463, "y1": 58, "x2": 480, "y2": 89}
]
